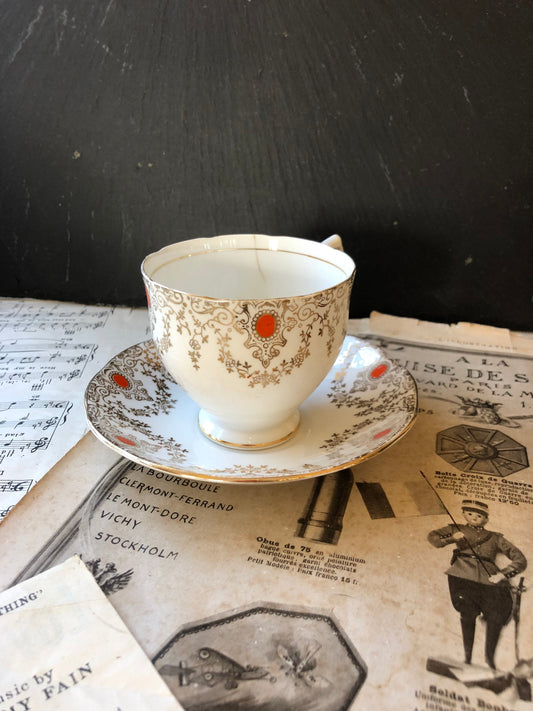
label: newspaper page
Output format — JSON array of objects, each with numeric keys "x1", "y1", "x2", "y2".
[
  {"x1": 0, "y1": 555, "x2": 184, "y2": 710},
  {"x1": 0, "y1": 313, "x2": 531, "y2": 710},
  {"x1": 0, "y1": 298, "x2": 149, "y2": 519}
]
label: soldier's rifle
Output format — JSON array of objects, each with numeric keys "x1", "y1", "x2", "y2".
[{"x1": 420, "y1": 470, "x2": 493, "y2": 578}]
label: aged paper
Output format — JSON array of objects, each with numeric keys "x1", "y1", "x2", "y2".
[
  {"x1": 359, "y1": 311, "x2": 533, "y2": 354},
  {"x1": 0, "y1": 314, "x2": 532, "y2": 710},
  {"x1": 0, "y1": 555, "x2": 184, "y2": 710},
  {"x1": 0, "y1": 298, "x2": 149, "y2": 519}
]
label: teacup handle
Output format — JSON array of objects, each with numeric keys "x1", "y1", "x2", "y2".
[{"x1": 322, "y1": 234, "x2": 344, "y2": 252}]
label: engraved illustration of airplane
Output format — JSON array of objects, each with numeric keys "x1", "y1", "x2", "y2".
[{"x1": 159, "y1": 647, "x2": 270, "y2": 690}]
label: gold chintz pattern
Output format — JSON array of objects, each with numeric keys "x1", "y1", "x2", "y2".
[
  {"x1": 84, "y1": 337, "x2": 418, "y2": 483},
  {"x1": 145, "y1": 279, "x2": 353, "y2": 387},
  {"x1": 236, "y1": 301, "x2": 291, "y2": 368}
]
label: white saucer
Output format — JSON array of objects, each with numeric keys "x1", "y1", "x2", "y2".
[{"x1": 84, "y1": 335, "x2": 418, "y2": 484}]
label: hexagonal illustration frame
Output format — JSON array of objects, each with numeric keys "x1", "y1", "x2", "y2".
[
  {"x1": 153, "y1": 603, "x2": 367, "y2": 710},
  {"x1": 436, "y1": 424, "x2": 529, "y2": 477}
]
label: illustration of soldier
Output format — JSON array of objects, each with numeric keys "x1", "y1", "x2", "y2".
[{"x1": 428, "y1": 499, "x2": 527, "y2": 670}]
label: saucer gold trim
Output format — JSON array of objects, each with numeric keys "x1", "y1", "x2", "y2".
[
  {"x1": 87, "y1": 415, "x2": 417, "y2": 485},
  {"x1": 84, "y1": 336, "x2": 418, "y2": 485}
]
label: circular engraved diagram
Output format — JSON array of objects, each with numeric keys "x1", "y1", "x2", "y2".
[{"x1": 435, "y1": 424, "x2": 529, "y2": 477}]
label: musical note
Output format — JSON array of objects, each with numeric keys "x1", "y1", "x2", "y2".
[
  {"x1": 0, "y1": 297, "x2": 148, "y2": 512},
  {"x1": 0, "y1": 400, "x2": 67, "y2": 412},
  {"x1": 0, "y1": 399, "x2": 68, "y2": 411},
  {"x1": 0, "y1": 341, "x2": 96, "y2": 388},
  {"x1": 30, "y1": 437, "x2": 49, "y2": 453},
  {"x1": 0, "y1": 399, "x2": 69, "y2": 451},
  {"x1": 0, "y1": 415, "x2": 59, "y2": 431},
  {"x1": 0, "y1": 479, "x2": 32, "y2": 493},
  {"x1": 0, "y1": 505, "x2": 15, "y2": 520}
]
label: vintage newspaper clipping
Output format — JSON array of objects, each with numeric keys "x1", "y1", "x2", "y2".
[{"x1": 0, "y1": 313, "x2": 531, "y2": 710}]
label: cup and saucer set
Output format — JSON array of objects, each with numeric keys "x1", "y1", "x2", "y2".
[{"x1": 85, "y1": 235, "x2": 417, "y2": 484}]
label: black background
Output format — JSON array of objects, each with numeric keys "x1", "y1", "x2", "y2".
[{"x1": 1, "y1": 1, "x2": 531, "y2": 330}]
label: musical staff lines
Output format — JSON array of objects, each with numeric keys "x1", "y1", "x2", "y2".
[
  {"x1": 0, "y1": 298, "x2": 149, "y2": 519},
  {"x1": 0, "y1": 301, "x2": 112, "y2": 335},
  {"x1": 0, "y1": 399, "x2": 72, "y2": 463},
  {"x1": 0, "y1": 340, "x2": 96, "y2": 387},
  {"x1": 0, "y1": 479, "x2": 34, "y2": 521},
  {"x1": 0, "y1": 479, "x2": 33, "y2": 494}
]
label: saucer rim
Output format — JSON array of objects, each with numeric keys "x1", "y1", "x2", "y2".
[{"x1": 84, "y1": 337, "x2": 418, "y2": 485}]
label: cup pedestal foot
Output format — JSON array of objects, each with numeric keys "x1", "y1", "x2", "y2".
[{"x1": 198, "y1": 409, "x2": 300, "y2": 450}]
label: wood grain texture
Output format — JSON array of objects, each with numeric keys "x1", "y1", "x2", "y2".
[{"x1": 0, "y1": 0, "x2": 531, "y2": 329}]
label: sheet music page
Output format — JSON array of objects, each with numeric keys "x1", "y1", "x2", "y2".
[
  {"x1": 1, "y1": 313, "x2": 532, "y2": 710},
  {"x1": 0, "y1": 555, "x2": 184, "y2": 710},
  {"x1": 0, "y1": 299, "x2": 149, "y2": 520}
]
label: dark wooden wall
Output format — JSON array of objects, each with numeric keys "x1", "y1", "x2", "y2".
[{"x1": 1, "y1": 1, "x2": 531, "y2": 330}]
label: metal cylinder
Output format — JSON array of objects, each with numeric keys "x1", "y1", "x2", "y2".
[{"x1": 296, "y1": 468, "x2": 354, "y2": 544}]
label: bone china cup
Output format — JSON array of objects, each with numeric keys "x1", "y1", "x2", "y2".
[{"x1": 142, "y1": 234, "x2": 355, "y2": 449}]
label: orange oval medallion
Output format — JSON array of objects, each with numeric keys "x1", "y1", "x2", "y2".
[
  {"x1": 373, "y1": 428, "x2": 392, "y2": 440},
  {"x1": 116, "y1": 435, "x2": 136, "y2": 446},
  {"x1": 255, "y1": 313, "x2": 276, "y2": 338},
  {"x1": 370, "y1": 363, "x2": 388, "y2": 379},
  {"x1": 112, "y1": 373, "x2": 130, "y2": 388}
]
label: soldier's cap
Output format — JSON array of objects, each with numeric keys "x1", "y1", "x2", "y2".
[{"x1": 462, "y1": 499, "x2": 488, "y2": 516}]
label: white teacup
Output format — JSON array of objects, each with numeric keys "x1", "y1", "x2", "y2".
[{"x1": 142, "y1": 234, "x2": 355, "y2": 449}]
